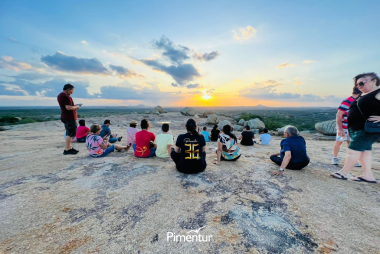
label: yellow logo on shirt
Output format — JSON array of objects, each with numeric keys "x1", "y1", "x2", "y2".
[{"x1": 185, "y1": 144, "x2": 199, "y2": 159}]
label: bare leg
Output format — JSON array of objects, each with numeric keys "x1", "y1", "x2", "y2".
[
  {"x1": 333, "y1": 141, "x2": 343, "y2": 157},
  {"x1": 341, "y1": 149, "x2": 362, "y2": 176},
  {"x1": 353, "y1": 151, "x2": 375, "y2": 181},
  {"x1": 114, "y1": 144, "x2": 129, "y2": 151},
  {"x1": 65, "y1": 136, "x2": 72, "y2": 150}
]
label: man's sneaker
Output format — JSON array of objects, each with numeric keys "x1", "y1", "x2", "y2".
[
  {"x1": 118, "y1": 136, "x2": 123, "y2": 142},
  {"x1": 63, "y1": 148, "x2": 78, "y2": 155},
  {"x1": 332, "y1": 157, "x2": 339, "y2": 165},
  {"x1": 355, "y1": 162, "x2": 362, "y2": 167},
  {"x1": 71, "y1": 147, "x2": 79, "y2": 153}
]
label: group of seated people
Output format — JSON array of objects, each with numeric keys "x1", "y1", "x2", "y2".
[{"x1": 73, "y1": 118, "x2": 310, "y2": 175}]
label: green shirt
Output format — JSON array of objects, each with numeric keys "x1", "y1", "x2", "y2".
[{"x1": 154, "y1": 133, "x2": 174, "y2": 158}]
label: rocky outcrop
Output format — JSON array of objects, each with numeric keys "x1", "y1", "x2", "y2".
[
  {"x1": 207, "y1": 114, "x2": 219, "y2": 124},
  {"x1": 233, "y1": 125, "x2": 243, "y2": 131},
  {"x1": 219, "y1": 120, "x2": 232, "y2": 129},
  {"x1": 180, "y1": 107, "x2": 196, "y2": 116},
  {"x1": 203, "y1": 111, "x2": 213, "y2": 117},
  {"x1": 246, "y1": 118, "x2": 265, "y2": 131},
  {"x1": 315, "y1": 120, "x2": 336, "y2": 136},
  {"x1": 238, "y1": 119, "x2": 245, "y2": 126},
  {"x1": 153, "y1": 106, "x2": 164, "y2": 114}
]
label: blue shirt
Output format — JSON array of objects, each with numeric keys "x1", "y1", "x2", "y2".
[
  {"x1": 280, "y1": 135, "x2": 308, "y2": 163},
  {"x1": 260, "y1": 133, "x2": 271, "y2": 145},
  {"x1": 201, "y1": 131, "x2": 210, "y2": 141},
  {"x1": 99, "y1": 124, "x2": 111, "y2": 138}
]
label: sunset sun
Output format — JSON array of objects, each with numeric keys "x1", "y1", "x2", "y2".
[{"x1": 202, "y1": 94, "x2": 212, "y2": 100}]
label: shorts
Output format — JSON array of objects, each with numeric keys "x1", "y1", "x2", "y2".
[
  {"x1": 336, "y1": 128, "x2": 350, "y2": 142},
  {"x1": 61, "y1": 119, "x2": 78, "y2": 138},
  {"x1": 348, "y1": 129, "x2": 380, "y2": 152}
]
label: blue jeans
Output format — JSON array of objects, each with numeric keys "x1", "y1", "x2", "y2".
[
  {"x1": 132, "y1": 144, "x2": 156, "y2": 158},
  {"x1": 109, "y1": 137, "x2": 118, "y2": 143},
  {"x1": 93, "y1": 145, "x2": 115, "y2": 158}
]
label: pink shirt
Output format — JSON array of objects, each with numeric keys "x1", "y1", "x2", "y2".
[
  {"x1": 76, "y1": 126, "x2": 90, "y2": 139},
  {"x1": 86, "y1": 134, "x2": 105, "y2": 157},
  {"x1": 127, "y1": 127, "x2": 138, "y2": 145}
]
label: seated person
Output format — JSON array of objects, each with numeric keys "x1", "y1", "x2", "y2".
[
  {"x1": 259, "y1": 128, "x2": 271, "y2": 145},
  {"x1": 154, "y1": 123, "x2": 174, "y2": 159},
  {"x1": 270, "y1": 126, "x2": 310, "y2": 176},
  {"x1": 171, "y1": 119, "x2": 207, "y2": 174},
  {"x1": 127, "y1": 120, "x2": 139, "y2": 146},
  {"x1": 210, "y1": 125, "x2": 220, "y2": 141},
  {"x1": 76, "y1": 119, "x2": 90, "y2": 143},
  {"x1": 100, "y1": 120, "x2": 122, "y2": 143},
  {"x1": 201, "y1": 127, "x2": 210, "y2": 142},
  {"x1": 238, "y1": 125, "x2": 254, "y2": 146},
  {"x1": 86, "y1": 124, "x2": 129, "y2": 157},
  {"x1": 134, "y1": 119, "x2": 156, "y2": 158},
  {"x1": 214, "y1": 125, "x2": 241, "y2": 165}
]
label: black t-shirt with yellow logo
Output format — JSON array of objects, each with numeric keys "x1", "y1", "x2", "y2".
[{"x1": 175, "y1": 132, "x2": 207, "y2": 173}]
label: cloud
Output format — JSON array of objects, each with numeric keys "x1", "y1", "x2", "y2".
[
  {"x1": 9, "y1": 37, "x2": 18, "y2": 43},
  {"x1": 276, "y1": 62, "x2": 296, "y2": 69},
  {"x1": 7, "y1": 72, "x2": 53, "y2": 80},
  {"x1": 140, "y1": 59, "x2": 200, "y2": 85},
  {"x1": 41, "y1": 51, "x2": 110, "y2": 75},
  {"x1": 171, "y1": 82, "x2": 179, "y2": 87},
  {"x1": 186, "y1": 83, "x2": 200, "y2": 89},
  {"x1": 233, "y1": 26, "x2": 257, "y2": 40},
  {"x1": 0, "y1": 56, "x2": 32, "y2": 71},
  {"x1": 81, "y1": 40, "x2": 88, "y2": 44},
  {"x1": 109, "y1": 64, "x2": 144, "y2": 79},
  {"x1": 0, "y1": 85, "x2": 25, "y2": 96},
  {"x1": 152, "y1": 36, "x2": 190, "y2": 64},
  {"x1": 251, "y1": 80, "x2": 282, "y2": 90},
  {"x1": 294, "y1": 78, "x2": 304, "y2": 85},
  {"x1": 303, "y1": 60, "x2": 315, "y2": 64},
  {"x1": 193, "y1": 51, "x2": 221, "y2": 62}
]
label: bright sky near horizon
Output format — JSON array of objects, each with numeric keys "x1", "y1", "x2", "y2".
[{"x1": 0, "y1": 0, "x2": 379, "y2": 107}]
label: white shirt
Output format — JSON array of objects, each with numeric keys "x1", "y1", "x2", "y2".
[{"x1": 260, "y1": 133, "x2": 271, "y2": 145}]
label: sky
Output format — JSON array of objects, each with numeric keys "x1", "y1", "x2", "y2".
[{"x1": 0, "y1": 0, "x2": 379, "y2": 107}]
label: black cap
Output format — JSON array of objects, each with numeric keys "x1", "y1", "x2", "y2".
[{"x1": 104, "y1": 119, "x2": 111, "y2": 125}]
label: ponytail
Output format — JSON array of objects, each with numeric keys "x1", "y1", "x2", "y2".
[
  {"x1": 186, "y1": 119, "x2": 199, "y2": 137},
  {"x1": 223, "y1": 125, "x2": 237, "y2": 142}
]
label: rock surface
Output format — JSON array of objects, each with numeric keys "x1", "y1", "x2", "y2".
[
  {"x1": 203, "y1": 111, "x2": 213, "y2": 117},
  {"x1": 238, "y1": 119, "x2": 245, "y2": 126},
  {"x1": 207, "y1": 114, "x2": 219, "y2": 124},
  {"x1": 180, "y1": 107, "x2": 196, "y2": 116},
  {"x1": 0, "y1": 112, "x2": 379, "y2": 253},
  {"x1": 315, "y1": 120, "x2": 336, "y2": 136},
  {"x1": 218, "y1": 120, "x2": 231, "y2": 129},
  {"x1": 246, "y1": 118, "x2": 265, "y2": 131},
  {"x1": 232, "y1": 125, "x2": 243, "y2": 131},
  {"x1": 277, "y1": 125, "x2": 293, "y2": 136},
  {"x1": 153, "y1": 106, "x2": 164, "y2": 114}
]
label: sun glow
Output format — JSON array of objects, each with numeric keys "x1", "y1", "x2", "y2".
[{"x1": 202, "y1": 90, "x2": 212, "y2": 100}]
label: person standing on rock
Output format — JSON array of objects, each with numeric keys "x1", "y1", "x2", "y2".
[
  {"x1": 270, "y1": 126, "x2": 310, "y2": 175},
  {"x1": 210, "y1": 125, "x2": 220, "y2": 141},
  {"x1": 331, "y1": 72, "x2": 380, "y2": 183},
  {"x1": 332, "y1": 86, "x2": 361, "y2": 165},
  {"x1": 57, "y1": 84, "x2": 82, "y2": 155}
]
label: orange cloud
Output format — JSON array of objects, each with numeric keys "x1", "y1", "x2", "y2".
[{"x1": 277, "y1": 63, "x2": 296, "y2": 68}]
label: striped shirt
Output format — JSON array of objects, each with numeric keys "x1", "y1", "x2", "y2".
[{"x1": 337, "y1": 96, "x2": 355, "y2": 129}]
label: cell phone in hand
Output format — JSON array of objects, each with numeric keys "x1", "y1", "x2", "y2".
[{"x1": 77, "y1": 104, "x2": 83, "y2": 106}]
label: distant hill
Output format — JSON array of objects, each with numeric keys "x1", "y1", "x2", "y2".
[{"x1": 253, "y1": 104, "x2": 270, "y2": 109}]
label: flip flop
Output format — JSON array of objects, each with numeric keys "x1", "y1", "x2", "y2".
[
  {"x1": 352, "y1": 177, "x2": 377, "y2": 184},
  {"x1": 330, "y1": 172, "x2": 348, "y2": 180},
  {"x1": 213, "y1": 162, "x2": 220, "y2": 166}
]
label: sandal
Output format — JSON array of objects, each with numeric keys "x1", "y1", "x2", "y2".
[
  {"x1": 352, "y1": 177, "x2": 377, "y2": 184},
  {"x1": 330, "y1": 172, "x2": 348, "y2": 180},
  {"x1": 213, "y1": 162, "x2": 220, "y2": 166}
]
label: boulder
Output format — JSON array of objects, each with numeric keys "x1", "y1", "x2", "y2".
[
  {"x1": 252, "y1": 129, "x2": 260, "y2": 134},
  {"x1": 315, "y1": 120, "x2": 336, "y2": 136},
  {"x1": 238, "y1": 119, "x2": 245, "y2": 126},
  {"x1": 152, "y1": 110, "x2": 160, "y2": 115},
  {"x1": 233, "y1": 125, "x2": 243, "y2": 132},
  {"x1": 219, "y1": 120, "x2": 232, "y2": 129},
  {"x1": 246, "y1": 118, "x2": 265, "y2": 130},
  {"x1": 203, "y1": 111, "x2": 213, "y2": 117},
  {"x1": 0, "y1": 126, "x2": 11, "y2": 131},
  {"x1": 180, "y1": 107, "x2": 196, "y2": 116},
  {"x1": 194, "y1": 114, "x2": 200, "y2": 119},
  {"x1": 145, "y1": 110, "x2": 151, "y2": 114},
  {"x1": 277, "y1": 125, "x2": 292, "y2": 136},
  {"x1": 153, "y1": 106, "x2": 164, "y2": 114},
  {"x1": 207, "y1": 114, "x2": 219, "y2": 124}
]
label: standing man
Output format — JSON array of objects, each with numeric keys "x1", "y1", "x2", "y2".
[
  {"x1": 57, "y1": 84, "x2": 81, "y2": 155},
  {"x1": 332, "y1": 86, "x2": 361, "y2": 165}
]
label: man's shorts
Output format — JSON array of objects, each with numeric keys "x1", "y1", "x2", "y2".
[
  {"x1": 61, "y1": 119, "x2": 78, "y2": 138},
  {"x1": 336, "y1": 128, "x2": 350, "y2": 142}
]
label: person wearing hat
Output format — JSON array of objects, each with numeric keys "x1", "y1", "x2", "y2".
[
  {"x1": 100, "y1": 119, "x2": 122, "y2": 143},
  {"x1": 127, "y1": 120, "x2": 139, "y2": 148}
]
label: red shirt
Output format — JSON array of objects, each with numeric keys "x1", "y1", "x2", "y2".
[
  {"x1": 57, "y1": 92, "x2": 77, "y2": 120},
  {"x1": 134, "y1": 130, "x2": 156, "y2": 157},
  {"x1": 76, "y1": 126, "x2": 90, "y2": 139}
]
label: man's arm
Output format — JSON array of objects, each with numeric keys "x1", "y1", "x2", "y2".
[
  {"x1": 336, "y1": 110, "x2": 345, "y2": 137},
  {"x1": 271, "y1": 151, "x2": 291, "y2": 176},
  {"x1": 167, "y1": 145, "x2": 172, "y2": 159},
  {"x1": 65, "y1": 105, "x2": 81, "y2": 111}
]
